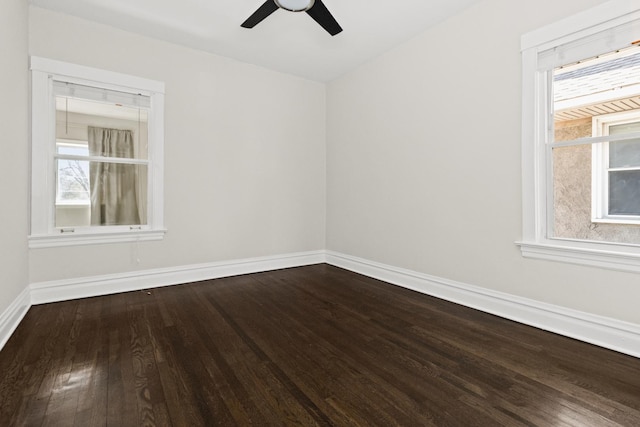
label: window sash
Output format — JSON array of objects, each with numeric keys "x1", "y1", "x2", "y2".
[{"x1": 549, "y1": 131, "x2": 640, "y2": 148}]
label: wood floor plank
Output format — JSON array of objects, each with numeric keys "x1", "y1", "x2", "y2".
[
  {"x1": 252, "y1": 271, "x2": 501, "y2": 426},
  {"x1": 244, "y1": 276, "x2": 450, "y2": 423},
  {"x1": 202, "y1": 278, "x2": 333, "y2": 426},
  {"x1": 1, "y1": 264, "x2": 640, "y2": 426},
  {"x1": 189, "y1": 287, "x2": 305, "y2": 424}
]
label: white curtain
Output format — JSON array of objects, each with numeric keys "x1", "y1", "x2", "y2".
[{"x1": 88, "y1": 126, "x2": 141, "y2": 225}]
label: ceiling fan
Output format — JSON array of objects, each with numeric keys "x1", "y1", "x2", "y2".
[{"x1": 241, "y1": 0, "x2": 343, "y2": 36}]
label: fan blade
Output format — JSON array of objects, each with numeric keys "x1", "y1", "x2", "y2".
[
  {"x1": 241, "y1": 0, "x2": 279, "y2": 28},
  {"x1": 306, "y1": 0, "x2": 342, "y2": 36}
]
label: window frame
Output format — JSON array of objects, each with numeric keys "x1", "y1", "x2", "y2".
[
  {"x1": 519, "y1": 1, "x2": 640, "y2": 273},
  {"x1": 29, "y1": 57, "x2": 166, "y2": 248}
]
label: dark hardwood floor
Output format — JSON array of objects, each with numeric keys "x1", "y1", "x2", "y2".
[{"x1": 1, "y1": 264, "x2": 639, "y2": 426}]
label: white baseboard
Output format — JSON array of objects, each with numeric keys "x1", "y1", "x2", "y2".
[
  {"x1": 326, "y1": 251, "x2": 640, "y2": 359},
  {"x1": 30, "y1": 250, "x2": 326, "y2": 305},
  {"x1": 6, "y1": 249, "x2": 640, "y2": 359},
  {"x1": 0, "y1": 287, "x2": 31, "y2": 351}
]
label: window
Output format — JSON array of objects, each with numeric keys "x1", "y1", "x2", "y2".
[
  {"x1": 519, "y1": 1, "x2": 640, "y2": 272},
  {"x1": 593, "y1": 112, "x2": 640, "y2": 222},
  {"x1": 30, "y1": 57, "x2": 165, "y2": 248}
]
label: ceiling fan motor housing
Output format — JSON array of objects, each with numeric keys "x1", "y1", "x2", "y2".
[{"x1": 274, "y1": 0, "x2": 316, "y2": 12}]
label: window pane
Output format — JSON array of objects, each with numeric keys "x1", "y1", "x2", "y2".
[
  {"x1": 55, "y1": 97, "x2": 148, "y2": 160},
  {"x1": 55, "y1": 162, "x2": 147, "y2": 228},
  {"x1": 56, "y1": 158, "x2": 90, "y2": 204},
  {"x1": 551, "y1": 45, "x2": 640, "y2": 242},
  {"x1": 609, "y1": 170, "x2": 640, "y2": 215},
  {"x1": 89, "y1": 162, "x2": 147, "y2": 226},
  {"x1": 55, "y1": 157, "x2": 91, "y2": 228},
  {"x1": 552, "y1": 145, "x2": 592, "y2": 239},
  {"x1": 553, "y1": 49, "x2": 640, "y2": 133},
  {"x1": 54, "y1": 95, "x2": 149, "y2": 228},
  {"x1": 609, "y1": 121, "x2": 640, "y2": 135},
  {"x1": 552, "y1": 146, "x2": 640, "y2": 244},
  {"x1": 609, "y1": 137, "x2": 640, "y2": 168}
]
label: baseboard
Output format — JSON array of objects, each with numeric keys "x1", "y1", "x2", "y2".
[
  {"x1": 15, "y1": 249, "x2": 640, "y2": 359},
  {"x1": 0, "y1": 287, "x2": 31, "y2": 351},
  {"x1": 326, "y1": 251, "x2": 640, "y2": 359},
  {"x1": 30, "y1": 250, "x2": 326, "y2": 305}
]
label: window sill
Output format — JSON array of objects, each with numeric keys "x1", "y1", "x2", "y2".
[
  {"x1": 591, "y1": 217, "x2": 640, "y2": 225},
  {"x1": 516, "y1": 240, "x2": 640, "y2": 274},
  {"x1": 29, "y1": 229, "x2": 166, "y2": 249}
]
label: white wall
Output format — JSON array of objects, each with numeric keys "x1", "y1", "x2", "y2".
[
  {"x1": 327, "y1": 0, "x2": 640, "y2": 324},
  {"x1": 28, "y1": 7, "x2": 326, "y2": 282},
  {"x1": 0, "y1": 0, "x2": 29, "y2": 317}
]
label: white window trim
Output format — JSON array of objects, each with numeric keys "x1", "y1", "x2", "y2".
[
  {"x1": 518, "y1": 1, "x2": 640, "y2": 273},
  {"x1": 29, "y1": 57, "x2": 166, "y2": 248},
  {"x1": 592, "y1": 111, "x2": 640, "y2": 224}
]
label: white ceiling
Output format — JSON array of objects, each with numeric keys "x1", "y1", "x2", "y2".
[{"x1": 30, "y1": 0, "x2": 481, "y2": 82}]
